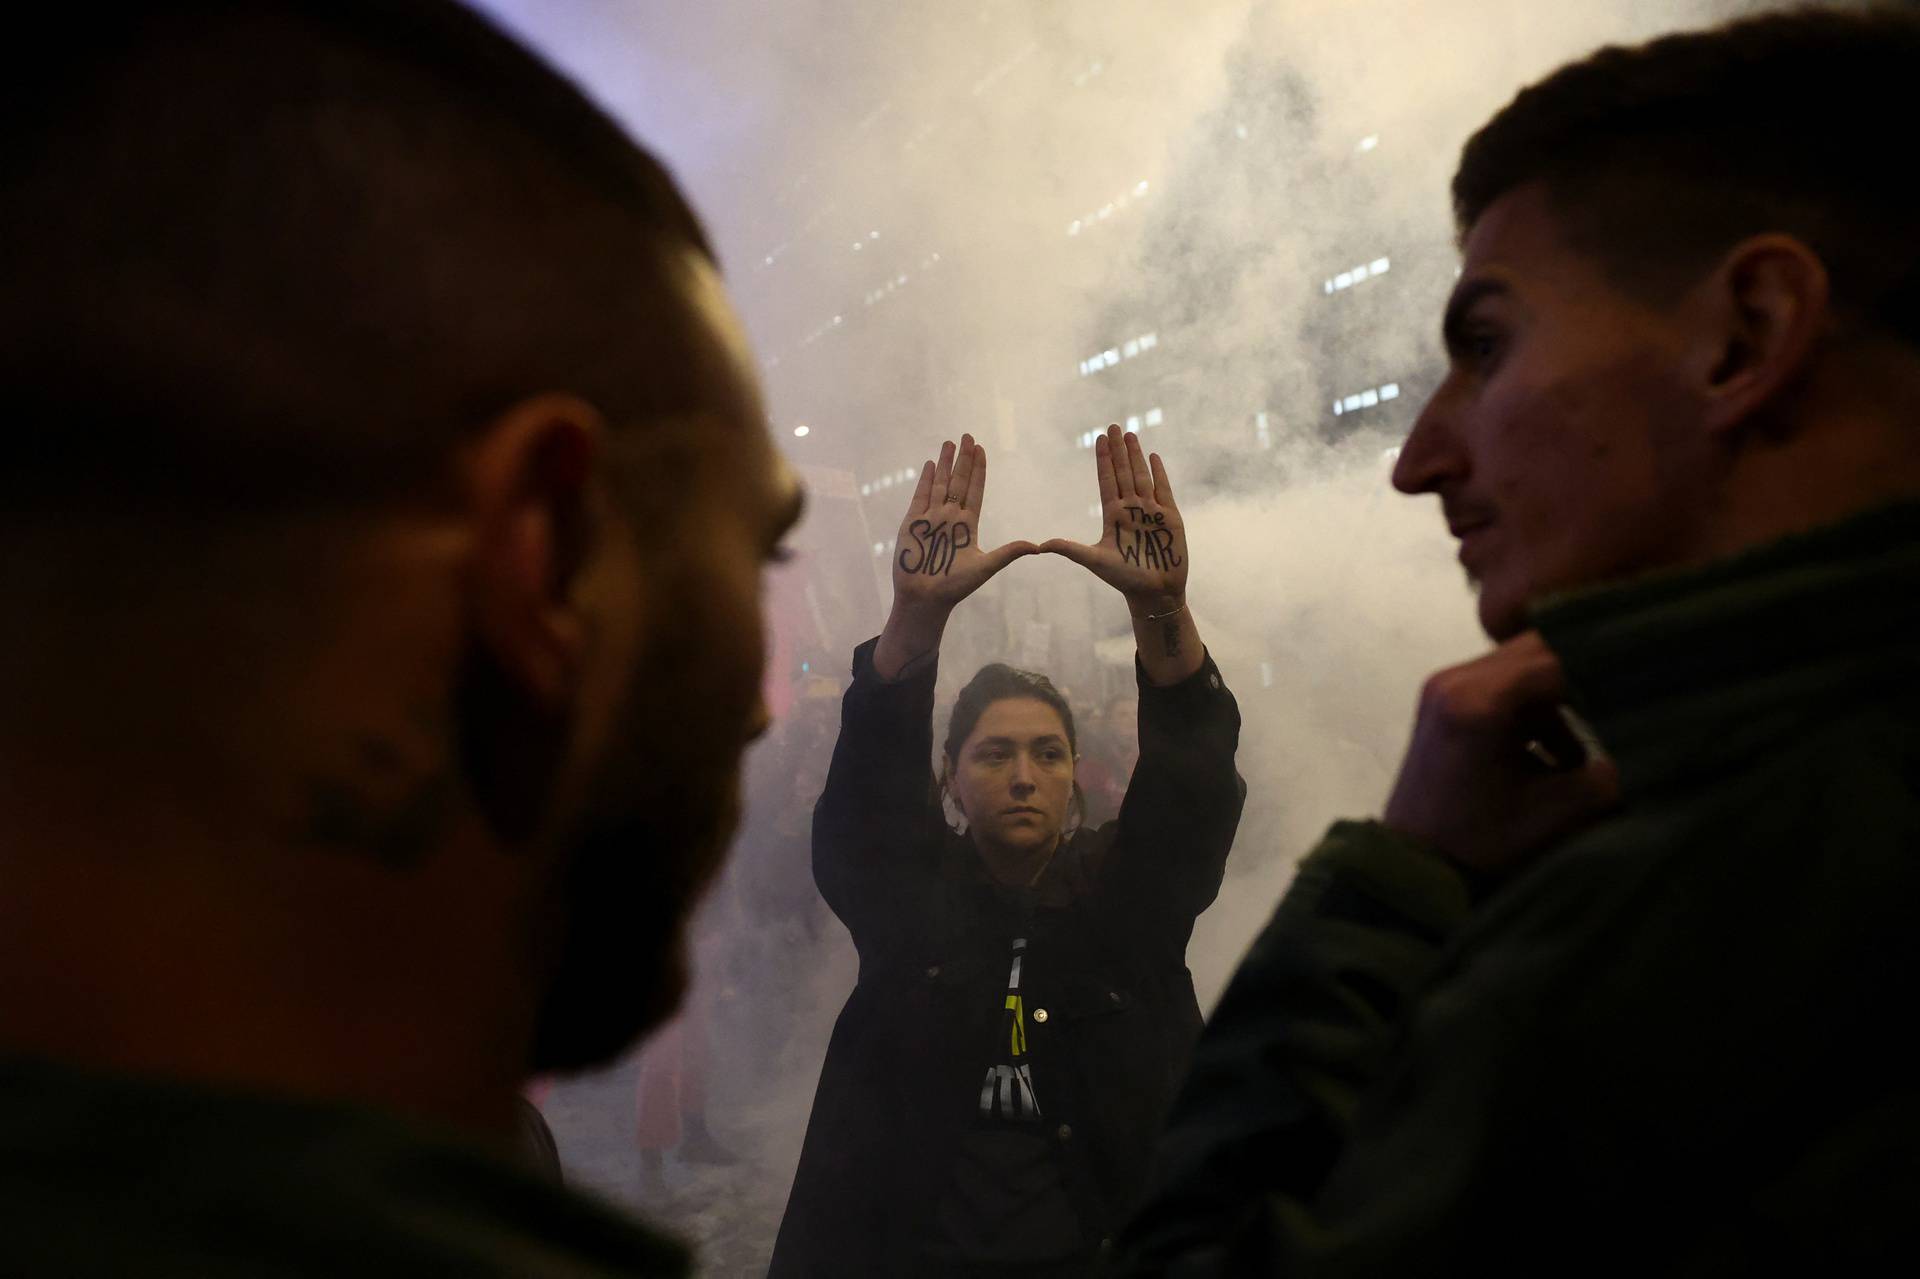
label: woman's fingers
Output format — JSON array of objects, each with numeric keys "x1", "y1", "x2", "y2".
[
  {"x1": 965, "y1": 442, "x2": 988, "y2": 513},
  {"x1": 909, "y1": 459, "x2": 935, "y2": 515},
  {"x1": 1123, "y1": 430, "x2": 1153, "y2": 502},
  {"x1": 1149, "y1": 451, "x2": 1177, "y2": 510},
  {"x1": 976, "y1": 538, "x2": 1040, "y2": 580},
  {"x1": 1039, "y1": 537, "x2": 1105, "y2": 570},
  {"x1": 1108, "y1": 424, "x2": 1136, "y2": 500},
  {"x1": 947, "y1": 434, "x2": 976, "y2": 507},
  {"x1": 1095, "y1": 432, "x2": 1120, "y2": 506},
  {"x1": 931, "y1": 438, "x2": 957, "y2": 504}
]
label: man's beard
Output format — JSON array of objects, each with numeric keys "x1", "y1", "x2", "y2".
[
  {"x1": 453, "y1": 619, "x2": 745, "y2": 1076},
  {"x1": 525, "y1": 739, "x2": 738, "y2": 1073}
]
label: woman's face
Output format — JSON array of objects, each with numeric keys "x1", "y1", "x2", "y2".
[{"x1": 948, "y1": 696, "x2": 1076, "y2": 857}]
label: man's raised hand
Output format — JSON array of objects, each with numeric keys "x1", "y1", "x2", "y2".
[
  {"x1": 1383, "y1": 633, "x2": 1622, "y2": 873},
  {"x1": 1042, "y1": 425, "x2": 1189, "y2": 609}
]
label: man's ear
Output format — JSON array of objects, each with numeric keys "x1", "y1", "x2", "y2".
[
  {"x1": 462, "y1": 393, "x2": 608, "y2": 711},
  {"x1": 1695, "y1": 233, "x2": 1831, "y2": 438}
]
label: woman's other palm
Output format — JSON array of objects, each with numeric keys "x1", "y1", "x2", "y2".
[{"x1": 1042, "y1": 425, "x2": 1189, "y2": 603}]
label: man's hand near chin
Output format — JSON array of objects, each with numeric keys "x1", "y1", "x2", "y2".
[
  {"x1": 1115, "y1": 632, "x2": 1625, "y2": 1278},
  {"x1": 1384, "y1": 630, "x2": 1622, "y2": 876}
]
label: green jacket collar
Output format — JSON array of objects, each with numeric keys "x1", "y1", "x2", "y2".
[{"x1": 1532, "y1": 500, "x2": 1920, "y2": 798}]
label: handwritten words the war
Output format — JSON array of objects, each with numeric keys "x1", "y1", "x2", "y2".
[{"x1": 1116, "y1": 506, "x2": 1181, "y2": 570}]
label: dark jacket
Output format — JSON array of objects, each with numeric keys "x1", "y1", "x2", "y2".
[
  {"x1": 0, "y1": 1058, "x2": 688, "y2": 1277},
  {"x1": 1119, "y1": 500, "x2": 1920, "y2": 1276},
  {"x1": 771, "y1": 637, "x2": 1245, "y2": 1277}
]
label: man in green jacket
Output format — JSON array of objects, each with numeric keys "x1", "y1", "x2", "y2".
[{"x1": 1121, "y1": 8, "x2": 1920, "y2": 1275}]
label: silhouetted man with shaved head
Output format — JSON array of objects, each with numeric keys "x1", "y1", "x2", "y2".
[
  {"x1": 1124, "y1": 7, "x2": 1920, "y2": 1276},
  {"x1": 0, "y1": 3, "x2": 800, "y2": 1274}
]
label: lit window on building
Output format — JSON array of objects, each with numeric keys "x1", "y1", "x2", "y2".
[
  {"x1": 1078, "y1": 332, "x2": 1162, "y2": 377},
  {"x1": 1324, "y1": 256, "x2": 1392, "y2": 295},
  {"x1": 1331, "y1": 381, "x2": 1404, "y2": 417},
  {"x1": 1066, "y1": 179, "x2": 1155, "y2": 238}
]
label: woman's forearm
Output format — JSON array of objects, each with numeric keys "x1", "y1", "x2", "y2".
[
  {"x1": 873, "y1": 599, "x2": 952, "y2": 682},
  {"x1": 1129, "y1": 592, "x2": 1204, "y2": 686}
]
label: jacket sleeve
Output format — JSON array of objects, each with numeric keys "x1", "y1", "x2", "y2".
[
  {"x1": 811, "y1": 636, "x2": 947, "y2": 956},
  {"x1": 1101, "y1": 648, "x2": 1247, "y2": 931},
  {"x1": 1115, "y1": 820, "x2": 1472, "y2": 1276}
]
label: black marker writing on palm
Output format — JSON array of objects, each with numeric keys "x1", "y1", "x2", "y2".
[{"x1": 888, "y1": 435, "x2": 1035, "y2": 607}]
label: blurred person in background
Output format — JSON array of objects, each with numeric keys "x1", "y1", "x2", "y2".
[
  {"x1": 735, "y1": 684, "x2": 842, "y2": 946},
  {"x1": 0, "y1": 2, "x2": 800, "y2": 1274},
  {"x1": 1074, "y1": 695, "x2": 1141, "y2": 827},
  {"x1": 770, "y1": 428, "x2": 1246, "y2": 1277},
  {"x1": 633, "y1": 899, "x2": 742, "y2": 1203},
  {"x1": 1121, "y1": 8, "x2": 1920, "y2": 1275}
]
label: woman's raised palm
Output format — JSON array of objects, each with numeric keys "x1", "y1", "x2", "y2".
[
  {"x1": 890, "y1": 434, "x2": 1035, "y2": 609},
  {"x1": 1042, "y1": 424, "x2": 1189, "y2": 604}
]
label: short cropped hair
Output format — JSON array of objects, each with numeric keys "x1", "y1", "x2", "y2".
[
  {"x1": 1454, "y1": 6, "x2": 1920, "y2": 349},
  {"x1": 1, "y1": 0, "x2": 716, "y2": 511}
]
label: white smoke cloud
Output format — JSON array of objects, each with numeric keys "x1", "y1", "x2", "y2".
[{"x1": 474, "y1": 0, "x2": 1797, "y2": 1269}]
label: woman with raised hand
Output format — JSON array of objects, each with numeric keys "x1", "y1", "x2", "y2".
[{"x1": 771, "y1": 427, "x2": 1245, "y2": 1278}]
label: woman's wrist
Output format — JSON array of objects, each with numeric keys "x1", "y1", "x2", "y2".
[
  {"x1": 1126, "y1": 590, "x2": 1187, "y2": 621},
  {"x1": 874, "y1": 599, "x2": 952, "y2": 681}
]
